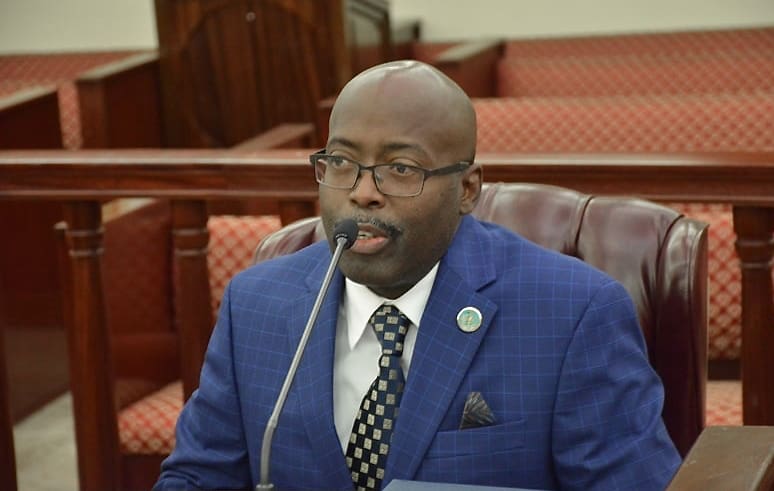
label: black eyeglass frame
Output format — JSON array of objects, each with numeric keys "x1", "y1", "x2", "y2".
[{"x1": 309, "y1": 149, "x2": 472, "y2": 197}]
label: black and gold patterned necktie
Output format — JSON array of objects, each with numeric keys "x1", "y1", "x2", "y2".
[{"x1": 346, "y1": 304, "x2": 411, "y2": 491}]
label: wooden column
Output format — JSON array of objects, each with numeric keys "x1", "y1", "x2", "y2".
[
  {"x1": 0, "y1": 320, "x2": 17, "y2": 491},
  {"x1": 172, "y1": 200, "x2": 212, "y2": 400},
  {"x1": 733, "y1": 205, "x2": 774, "y2": 425},
  {"x1": 62, "y1": 201, "x2": 120, "y2": 491},
  {"x1": 278, "y1": 200, "x2": 317, "y2": 225}
]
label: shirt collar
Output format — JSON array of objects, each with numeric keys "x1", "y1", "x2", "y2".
[{"x1": 343, "y1": 263, "x2": 439, "y2": 350}]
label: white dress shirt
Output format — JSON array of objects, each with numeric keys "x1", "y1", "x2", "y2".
[{"x1": 333, "y1": 263, "x2": 439, "y2": 450}]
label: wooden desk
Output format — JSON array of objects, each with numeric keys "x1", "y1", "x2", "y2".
[{"x1": 668, "y1": 426, "x2": 774, "y2": 490}]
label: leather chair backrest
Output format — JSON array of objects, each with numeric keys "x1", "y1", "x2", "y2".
[{"x1": 252, "y1": 182, "x2": 708, "y2": 456}]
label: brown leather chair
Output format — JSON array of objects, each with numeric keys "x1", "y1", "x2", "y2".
[{"x1": 254, "y1": 182, "x2": 709, "y2": 456}]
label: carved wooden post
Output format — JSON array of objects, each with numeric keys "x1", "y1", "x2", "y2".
[
  {"x1": 733, "y1": 205, "x2": 774, "y2": 425},
  {"x1": 171, "y1": 199, "x2": 213, "y2": 400},
  {"x1": 62, "y1": 201, "x2": 120, "y2": 491},
  {"x1": 0, "y1": 319, "x2": 17, "y2": 491},
  {"x1": 278, "y1": 199, "x2": 317, "y2": 225}
]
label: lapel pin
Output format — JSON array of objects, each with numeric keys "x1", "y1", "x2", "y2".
[{"x1": 456, "y1": 306, "x2": 482, "y2": 333}]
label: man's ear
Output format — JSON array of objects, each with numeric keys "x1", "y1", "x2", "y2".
[{"x1": 459, "y1": 163, "x2": 483, "y2": 215}]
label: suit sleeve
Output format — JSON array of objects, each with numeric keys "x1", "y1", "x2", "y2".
[
  {"x1": 154, "y1": 281, "x2": 252, "y2": 490},
  {"x1": 552, "y1": 280, "x2": 681, "y2": 491}
]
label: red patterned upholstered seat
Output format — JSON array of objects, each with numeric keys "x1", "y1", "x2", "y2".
[
  {"x1": 113, "y1": 213, "x2": 281, "y2": 452},
  {"x1": 118, "y1": 381, "x2": 183, "y2": 455},
  {"x1": 503, "y1": 27, "x2": 774, "y2": 59},
  {"x1": 58, "y1": 199, "x2": 284, "y2": 490},
  {"x1": 475, "y1": 92, "x2": 774, "y2": 153},
  {"x1": 497, "y1": 53, "x2": 774, "y2": 98},
  {"x1": 705, "y1": 380, "x2": 743, "y2": 426},
  {"x1": 207, "y1": 214, "x2": 283, "y2": 318}
]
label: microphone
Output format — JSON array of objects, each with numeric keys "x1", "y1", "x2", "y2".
[{"x1": 255, "y1": 218, "x2": 358, "y2": 490}]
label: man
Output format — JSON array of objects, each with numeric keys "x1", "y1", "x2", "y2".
[{"x1": 155, "y1": 60, "x2": 681, "y2": 490}]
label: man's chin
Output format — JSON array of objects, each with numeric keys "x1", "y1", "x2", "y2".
[{"x1": 340, "y1": 260, "x2": 389, "y2": 286}]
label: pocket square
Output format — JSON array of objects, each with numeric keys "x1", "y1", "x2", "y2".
[{"x1": 459, "y1": 391, "x2": 496, "y2": 429}]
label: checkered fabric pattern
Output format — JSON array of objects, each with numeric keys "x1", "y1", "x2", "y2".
[
  {"x1": 207, "y1": 214, "x2": 282, "y2": 319},
  {"x1": 474, "y1": 92, "x2": 774, "y2": 153},
  {"x1": 496, "y1": 53, "x2": 774, "y2": 98},
  {"x1": 503, "y1": 27, "x2": 774, "y2": 59},
  {"x1": 346, "y1": 304, "x2": 411, "y2": 491},
  {"x1": 705, "y1": 380, "x2": 742, "y2": 426},
  {"x1": 118, "y1": 381, "x2": 182, "y2": 454},
  {"x1": 679, "y1": 204, "x2": 742, "y2": 360}
]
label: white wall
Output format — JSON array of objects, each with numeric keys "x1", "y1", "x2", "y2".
[
  {"x1": 1, "y1": 0, "x2": 773, "y2": 54},
  {"x1": 0, "y1": 0, "x2": 157, "y2": 54},
  {"x1": 392, "y1": 0, "x2": 774, "y2": 41}
]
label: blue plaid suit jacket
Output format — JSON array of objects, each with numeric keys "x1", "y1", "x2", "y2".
[{"x1": 155, "y1": 215, "x2": 680, "y2": 491}]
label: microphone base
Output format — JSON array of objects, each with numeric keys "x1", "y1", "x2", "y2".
[{"x1": 255, "y1": 484, "x2": 274, "y2": 490}]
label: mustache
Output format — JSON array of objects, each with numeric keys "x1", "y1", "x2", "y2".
[{"x1": 337, "y1": 216, "x2": 402, "y2": 238}]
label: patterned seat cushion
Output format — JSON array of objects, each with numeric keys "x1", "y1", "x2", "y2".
[
  {"x1": 678, "y1": 204, "x2": 741, "y2": 361},
  {"x1": 503, "y1": 27, "x2": 774, "y2": 60},
  {"x1": 475, "y1": 92, "x2": 774, "y2": 153},
  {"x1": 115, "y1": 215, "x2": 281, "y2": 456},
  {"x1": 207, "y1": 214, "x2": 283, "y2": 318},
  {"x1": 118, "y1": 381, "x2": 182, "y2": 455},
  {"x1": 705, "y1": 380, "x2": 742, "y2": 426},
  {"x1": 497, "y1": 53, "x2": 774, "y2": 98}
]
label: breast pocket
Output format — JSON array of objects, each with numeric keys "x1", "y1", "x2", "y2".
[
  {"x1": 418, "y1": 419, "x2": 527, "y2": 485},
  {"x1": 425, "y1": 418, "x2": 525, "y2": 458}
]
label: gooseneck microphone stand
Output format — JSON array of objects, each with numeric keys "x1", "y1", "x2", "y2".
[{"x1": 255, "y1": 219, "x2": 358, "y2": 491}]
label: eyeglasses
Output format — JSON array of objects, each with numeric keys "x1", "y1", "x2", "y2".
[{"x1": 309, "y1": 150, "x2": 471, "y2": 197}]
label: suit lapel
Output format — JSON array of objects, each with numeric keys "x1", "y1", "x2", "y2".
[
  {"x1": 384, "y1": 217, "x2": 499, "y2": 482},
  {"x1": 283, "y1": 246, "x2": 351, "y2": 486}
]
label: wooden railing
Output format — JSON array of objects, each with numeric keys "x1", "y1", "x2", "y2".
[{"x1": 1, "y1": 149, "x2": 773, "y2": 489}]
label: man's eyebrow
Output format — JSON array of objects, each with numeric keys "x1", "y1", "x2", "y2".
[
  {"x1": 382, "y1": 142, "x2": 430, "y2": 160},
  {"x1": 326, "y1": 138, "x2": 358, "y2": 151},
  {"x1": 327, "y1": 139, "x2": 431, "y2": 161}
]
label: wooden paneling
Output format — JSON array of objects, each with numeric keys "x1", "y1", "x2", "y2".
[
  {"x1": 433, "y1": 40, "x2": 505, "y2": 97},
  {"x1": 153, "y1": 0, "x2": 349, "y2": 148},
  {"x1": 346, "y1": 0, "x2": 390, "y2": 74},
  {"x1": 0, "y1": 88, "x2": 64, "y2": 331},
  {"x1": 0, "y1": 87, "x2": 62, "y2": 149},
  {"x1": 77, "y1": 53, "x2": 163, "y2": 148},
  {"x1": 0, "y1": 325, "x2": 17, "y2": 491}
]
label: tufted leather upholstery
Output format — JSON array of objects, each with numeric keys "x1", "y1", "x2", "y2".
[{"x1": 253, "y1": 182, "x2": 709, "y2": 457}]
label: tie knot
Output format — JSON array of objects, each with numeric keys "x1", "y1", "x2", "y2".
[{"x1": 370, "y1": 304, "x2": 411, "y2": 356}]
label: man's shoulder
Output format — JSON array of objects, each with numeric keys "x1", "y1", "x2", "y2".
[
  {"x1": 230, "y1": 240, "x2": 329, "y2": 288},
  {"x1": 467, "y1": 216, "x2": 614, "y2": 285}
]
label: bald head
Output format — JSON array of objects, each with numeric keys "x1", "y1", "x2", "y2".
[
  {"x1": 319, "y1": 60, "x2": 483, "y2": 298},
  {"x1": 330, "y1": 60, "x2": 477, "y2": 162}
]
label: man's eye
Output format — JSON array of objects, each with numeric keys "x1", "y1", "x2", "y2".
[
  {"x1": 387, "y1": 163, "x2": 418, "y2": 176},
  {"x1": 327, "y1": 157, "x2": 348, "y2": 169}
]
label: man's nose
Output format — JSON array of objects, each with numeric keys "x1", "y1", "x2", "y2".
[{"x1": 349, "y1": 168, "x2": 385, "y2": 207}]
